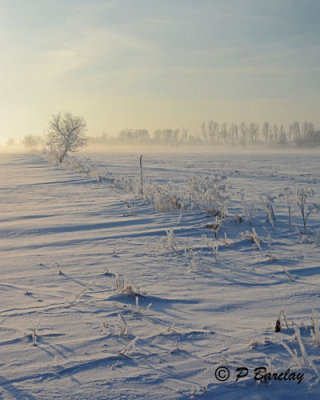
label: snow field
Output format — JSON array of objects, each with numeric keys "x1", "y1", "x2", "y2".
[{"x1": 0, "y1": 151, "x2": 320, "y2": 399}]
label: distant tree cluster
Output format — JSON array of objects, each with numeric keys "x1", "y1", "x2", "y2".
[
  {"x1": 22, "y1": 134, "x2": 43, "y2": 149},
  {"x1": 199, "y1": 120, "x2": 319, "y2": 147},
  {"x1": 19, "y1": 116, "x2": 320, "y2": 154},
  {"x1": 88, "y1": 121, "x2": 320, "y2": 148}
]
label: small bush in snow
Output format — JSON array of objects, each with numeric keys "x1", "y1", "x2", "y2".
[
  {"x1": 205, "y1": 220, "x2": 221, "y2": 239},
  {"x1": 260, "y1": 195, "x2": 276, "y2": 232},
  {"x1": 202, "y1": 234, "x2": 218, "y2": 262},
  {"x1": 186, "y1": 174, "x2": 229, "y2": 218},
  {"x1": 142, "y1": 181, "x2": 182, "y2": 212},
  {"x1": 114, "y1": 274, "x2": 142, "y2": 297},
  {"x1": 241, "y1": 227, "x2": 264, "y2": 256},
  {"x1": 296, "y1": 188, "x2": 319, "y2": 232},
  {"x1": 165, "y1": 229, "x2": 180, "y2": 255},
  {"x1": 239, "y1": 190, "x2": 255, "y2": 222},
  {"x1": 279, "y1": 187, "x2": 293, "y2": 231}
]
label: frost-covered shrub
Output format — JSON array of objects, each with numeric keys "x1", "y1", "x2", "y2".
[
  {"x1": 296, "y1": 188, "x2": 319, "y2": 231},
  {"x1": 90, "y1": 168, "x2": 114, "y2": 184},
  {"x1": 153, "y1": 229, "x2": 181, "y2": 255},
  {"x1": 114, "y1": 274, "x2": 141, "y2": 297},
  {"x1": 54, "y1": 154, "x2": 92, "y2": 175},
  {"x1": 202, "y1": 234, "x2": 218, "y2": 262},
  {"x1": 260, "y1": 195, "x2": 277, "y2": 232},
  {"x1": 116, "y1": 176, "x2": 136, "y2": 193},
  {"x1": 278, "y1": 187, "x2": 293, "y2": 231},
  {"x1": 142, "y1": 182, "x2": 182, "y2": 212},
  {"x1": 239, "y1": 190, "x2": 255, "y2": 222},
  {"x1": 241, "y1": 227, "x2": 263, "y2": 256},
  {"x1": 186, "y1": 174, "x2": 230, "y2": 217}
]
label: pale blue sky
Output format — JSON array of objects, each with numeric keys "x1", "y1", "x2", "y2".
[{"x1": 1, "y1": 0, "x2": 320, "y2": 141}]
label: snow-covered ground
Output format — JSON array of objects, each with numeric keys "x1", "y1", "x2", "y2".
[{"x1": 0, "y1": 151, "x2": 320, "y2": 400}]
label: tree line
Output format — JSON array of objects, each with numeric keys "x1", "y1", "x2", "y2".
[
  {"x1": 89, "y1": 121, "x2": 320, "y2": 147},
  {"x1": 18, "y1": 115, "x2": 320, "y2": 154}
]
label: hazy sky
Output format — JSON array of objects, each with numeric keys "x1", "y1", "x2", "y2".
[{"x1": 1, "y1": 0, "x2": 320, "y2": 142}]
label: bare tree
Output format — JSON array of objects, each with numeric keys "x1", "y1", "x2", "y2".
[{"x1": 46, "y1": 112, "x2": 88, "y2": 163}]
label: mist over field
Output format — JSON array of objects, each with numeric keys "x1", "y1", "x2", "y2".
[{"x1": 4, "y1": 119, "x2": 320, "y2": 156}]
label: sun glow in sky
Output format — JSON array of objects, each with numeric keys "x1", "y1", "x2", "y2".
[{"x1": 1, "y1": 0, "x2": 320, "y2": 143}]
